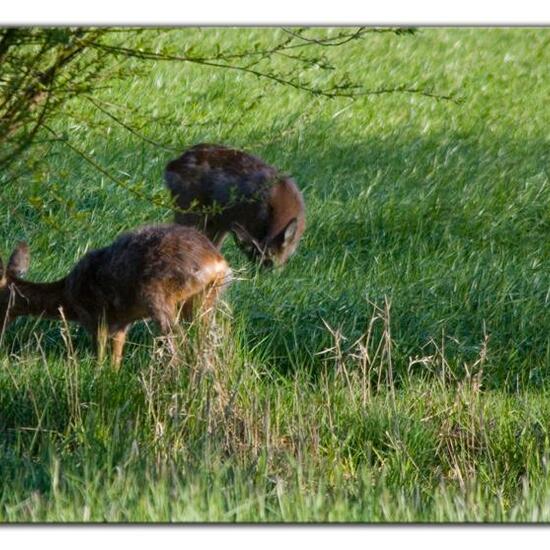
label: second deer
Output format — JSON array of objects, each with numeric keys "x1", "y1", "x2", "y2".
[{"x1": 165, "y1": 143, "x2": 306, "y2": 268}]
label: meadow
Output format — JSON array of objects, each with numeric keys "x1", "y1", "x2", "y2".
[{"x1": 0, "y1": 27, "x2": 549, "y2": 522}]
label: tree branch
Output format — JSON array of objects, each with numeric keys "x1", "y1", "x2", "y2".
[{"x1": 86, "y1": 40, "x2": 460, "y2": 103}]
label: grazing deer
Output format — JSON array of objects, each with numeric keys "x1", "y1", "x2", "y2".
[
  {"x1": 164, "y1": 144, "x2": 306, "y2": 268},
  {"x1": 0, "y1": 225, "x2": 231, "y2": 367}
]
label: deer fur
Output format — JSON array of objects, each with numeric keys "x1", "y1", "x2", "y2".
[
  {"x1": 165, "y1": 143, "x2": 305, "y2": 268},
  {"x1": 0, "y1": 225, "x2": 231, "y2": 366}
]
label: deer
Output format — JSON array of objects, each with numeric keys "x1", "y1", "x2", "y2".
[
  {"x1": 0, "y1": 225, "x2": 231, "y2": 367},
  {"x1": 164, "y1": 143, "x2": 306, "y2": 268}
]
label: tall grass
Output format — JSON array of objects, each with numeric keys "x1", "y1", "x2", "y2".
[
  {"x1": 1, "y1": 303, "x2": 550, "y2": 521},
  {"x1": 0, "y1": 28, "x2": 549, "y2": 521}
]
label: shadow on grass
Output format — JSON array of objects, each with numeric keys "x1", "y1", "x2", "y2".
[
  {"x1": 1, "y1": 317, "x2": 164, "y2": 364},
  {"x1": 234, "y1": 127, "x2": 550, "y2": 387},
  {"x1": 2, "y1": 126, "x2": 549, "y2": 389}
]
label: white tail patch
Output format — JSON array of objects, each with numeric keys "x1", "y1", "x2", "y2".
[{"x1": 198, "y1": 259, "x2": 232, "y2": 289}]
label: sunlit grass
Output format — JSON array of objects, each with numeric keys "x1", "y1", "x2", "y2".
[{"x1": 0, "y1": 27, "x2": 549, "y2": 522}]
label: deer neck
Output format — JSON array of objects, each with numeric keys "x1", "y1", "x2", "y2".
[{"x1": 8, "y1": 278, "x2": 74, "y2": 321}]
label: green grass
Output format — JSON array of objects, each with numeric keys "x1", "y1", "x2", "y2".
[{"x1": 1, "y1": 27, "x2": 549, "y2": 522}]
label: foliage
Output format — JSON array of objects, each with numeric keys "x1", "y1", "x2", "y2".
[{"x1": 0, "y1": 26, "x2": 454, "y2": 179}]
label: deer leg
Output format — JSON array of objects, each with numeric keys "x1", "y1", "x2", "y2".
[
  {"x1": 203, "y1": 276, "x2": 226, "y2": 316},
  {"x1": 109, "y1": 326, "x2": 129, "y2": 369},
  {"x1": 91, "y1": 323, "x2": 109, "y2": 363},
  {"x1": 180, "y1": 293, "x2": 200, "y2": 323},
  {"x1": 152, "y1": 307, "x2": 178, "y2": 356},
  {"x1": 209, "y1": 231, "x2": 228, "y2": 249},
  {"x1": 174, "y1": 212, "x2": 203, "y2": 228},
  {"x1": 180, "y1": 276, "x2": 225, "y2": 329}
]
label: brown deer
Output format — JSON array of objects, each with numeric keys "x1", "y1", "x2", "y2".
[
  {"x1": 0, "y1": 225, "x2": 231, "y2": 366},
  {"x1": 164, "y1": 144, "x2": 305, "y2": 268}
]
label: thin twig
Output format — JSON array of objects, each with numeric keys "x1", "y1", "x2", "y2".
[{"x1": 85, "y1": 95, "x2": 178, "y2": 152}]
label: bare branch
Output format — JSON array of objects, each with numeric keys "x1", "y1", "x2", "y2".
[
  {"x1": 42, "y1": 123, "x2": 172, "y2": 210},
  {"x1": 86, "y1": 40, "x2": 459, "y2": 103},
  {"x1": 84, "y1": 95, "x2": 178, "y2": 152}
]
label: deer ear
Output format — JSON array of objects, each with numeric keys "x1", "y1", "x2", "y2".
[
  {"x1": 7, "y1": 241, "x2": 30, "y2": 278},
  {"x1": 231, "y1": 223, "x2": 252, "y2": 246},
  {"x1": 274, "y1": 218, "x2": 298, "y2": 247},
  {"x1": 284, "y1": 218, "x2": 298, "y2": 245}
]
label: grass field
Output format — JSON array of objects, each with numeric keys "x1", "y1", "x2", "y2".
[{"x1": 0, "y1": 27, "x2": 549, "y2": 522}]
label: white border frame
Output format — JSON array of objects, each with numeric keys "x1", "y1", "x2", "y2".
[{"x1": 1, "y1": 0, "x2": 550, "y2": 25}]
